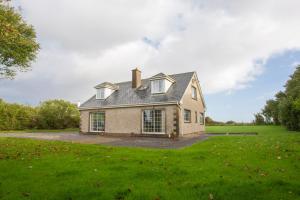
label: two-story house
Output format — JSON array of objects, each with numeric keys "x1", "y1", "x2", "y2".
[{"x1": 79, "y1": 68, "x2": 206, "y2": 137}]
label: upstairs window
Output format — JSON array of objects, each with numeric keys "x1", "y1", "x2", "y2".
[
  {"x1": 96, "y1": 88, "x2": 105, "y2": 99},
  {"x1": 192, "y1": 86, "x2": 197, "y2": 100},
  {"x1": 184, "y1": 109, "x2": 191, "y2": 123},
  {"x1": 151, "y1": 79, "x2": 165, "y2": 93}
]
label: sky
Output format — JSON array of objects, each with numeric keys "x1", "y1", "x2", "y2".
[{"x1": 0, "y1": 0, "x2": 300, "y2": 122}]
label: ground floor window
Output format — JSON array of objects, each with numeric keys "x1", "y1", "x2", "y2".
[
  {"x1": 184, "y1": 109, "x2": 191, "y2": 123},
  {"x1": 90, "y1": 112, "x2": 105, "y2": 132},
  {"x1": 199, "y1": 112, "x2": 205, "y2": 125},
  {"x1": 143, "y1": 109, "x2": 165, "y2": 133}
]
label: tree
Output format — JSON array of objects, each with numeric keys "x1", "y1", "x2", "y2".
[
  {"x1": 37, "y1": 100, "x2": 80, "y2": 129},
  {"x1": 0, "y1": 99, "x2": 37, "y2": 130},
  {"x1": 262, "y1": 99, "x2": 280, "y2": 124},
  {"x1": 0, "y1": 1, "x2": 39, "y2": 79},
  {"x1": 278, "y1": 66, "x2": 300, "y2": 130},
  {"x1": 0, "y1": 99, "x2": 80, "y2": 130},
  {"x1": 260, "y1": 66, "x2": 300, "y2": 130},
  {"x1": 226, "y1": 120, "x2": 236, "y2": 125},
  {"x1": 254, "y1": 113, "x2": 265, "y2": 125},
  {"x1": 205, "y1": 116, "x2": 214, "y2": 125}
]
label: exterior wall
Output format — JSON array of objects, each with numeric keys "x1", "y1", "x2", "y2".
[
  {"x1": 80, "y1": 104, "x2": 177, "y2": 135},
  {"x1": 180, "y1": 73, "x2": 205, "y2": 135}
]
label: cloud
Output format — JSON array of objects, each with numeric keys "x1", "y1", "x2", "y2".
[{"x1": 2, "y1": 0, "x2": 300, "y2": 104}]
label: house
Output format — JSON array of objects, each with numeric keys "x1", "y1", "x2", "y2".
[{"x1": 79, "y1": 68, "x2": 206, "y2": 137}]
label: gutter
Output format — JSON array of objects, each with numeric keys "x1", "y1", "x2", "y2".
[{"x1": 79, "y1": 101, "x2": 179, "y2": 110}]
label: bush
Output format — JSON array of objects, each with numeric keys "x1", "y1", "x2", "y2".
[
  {"x1": 0, "y1": 99, "x2": 79, "y2": 130},
  {"x1": 0, "y1": 99, "x2": 37, "y2": 130},
  {"x1": 37, "y1": 100, "x2": 80, "y2": 129}
]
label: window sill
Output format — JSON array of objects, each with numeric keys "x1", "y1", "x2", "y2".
[
  {"x1": 90, "y1": 130, "x2": 105, "y2": 132},
  {"x1": 142, "y1": 132, "x2": 166, "y2": 134},
  {"x1": 151, "y1": 92, "x2": 166, "y2": 95}
]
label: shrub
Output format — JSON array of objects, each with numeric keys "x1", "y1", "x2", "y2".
[{"x1": 0, "y1": 99, "x2": 79, "y2": 130}]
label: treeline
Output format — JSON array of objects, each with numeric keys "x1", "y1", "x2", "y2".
[
  {"x1": 205, "y1": 116, "x2": 253, "y2": 126},
  {"x1": 254, "y1": 66, "x2": 300, "y2": 131},
  {"x1": 0, "y1": 99, "x2": 80, "y2": 130}
]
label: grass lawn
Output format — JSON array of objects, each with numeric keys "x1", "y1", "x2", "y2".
[
  {"x1": 0, "y1": 126, "x2": 299, "y2": 200},
  {"x1": 0, "y1": 128, "x2": 79, "y2": 133}
]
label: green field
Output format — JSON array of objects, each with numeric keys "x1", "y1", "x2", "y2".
[{"x1": 0, "y1": 126, "x2": 299, "y2": 200}]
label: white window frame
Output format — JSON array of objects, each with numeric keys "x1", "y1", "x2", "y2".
[
  {"x1": 142, "y1": 109, "x2": 165, "y2": 134},
  {"x1": 151, "y1": 79, "x2": 165, "y2": 94},
  {"x1": 90, "y1": 112, "x2": 105, "y2": 132},
  {"x1": 199, "y1": 112, "x2": 205, "y2": 125},
  {"x1": 96, "y1": 88, "x2": 105, "y2": 99},
  {"x1": 192, "y1": 86, "x2": 197, "y2": 100},
  {"x1": 184, "y1": 109, "x2": 191, "y2": 123}
]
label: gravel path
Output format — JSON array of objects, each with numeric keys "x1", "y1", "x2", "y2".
[{"x1": 0, "y1": 132, "x2": 211, "y2": 149}]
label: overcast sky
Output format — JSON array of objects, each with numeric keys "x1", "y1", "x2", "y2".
[{"x1": 1, "y1": 0, "x2": 300, "y2": 122}]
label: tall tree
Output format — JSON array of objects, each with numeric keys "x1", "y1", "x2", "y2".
[
  {"x1": 278, "y1": 66, "x2": 300, "y2": 130},
  {"x1": 0, "y1": 1, "x2": 39, "y2": 79},
  {"x1": 254, "y1": 113, "x2": 265, "y2": 125},
  {"x1": 260, "y1": 66, "x2": 300, "y2": 131}
]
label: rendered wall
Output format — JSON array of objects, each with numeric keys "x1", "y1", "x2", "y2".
[
  {"x1": 80, "y1": 105, "x2": 177, "y2": 135},
  {"x1": 180, "y1": 74, "x2": 205, "y2": 135}
]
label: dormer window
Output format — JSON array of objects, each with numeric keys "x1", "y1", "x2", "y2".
[
  {"x1": 151, "y1": 79, "x2": 164, "y2": 93},
  {"x1": 96, "y1": 88, "x2": 105, "y2": 99},
  {"x1": 150, "y1": 73, "x2": 175, "y2": 94},
  {"x1": 94, "y1": 82, "x2": 119, "y2": 100}
]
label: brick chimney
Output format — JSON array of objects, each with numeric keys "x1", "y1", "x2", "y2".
[{"x1": 132, "y1": 68, "x2": 141, "y2": 88}]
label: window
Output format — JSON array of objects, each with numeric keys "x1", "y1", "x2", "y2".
[
  {"x1": 143, "y1": 109, "x2": 165, "y2": 133},
  {"x1": 184, "y1": 109, "x2": 191, "y2": 123},
  {"x1": 199, "y1": 112, "x2": 204, "y2": 125},
  {"x1": 192, "y1": 86, "x2": 197, "y2": 100},
  {"x1": 90, "y1": 112, "x2": 105, "y2": 132},
  {"x1": 96, "y1": 88, "x2": 105, "y2": 99},
  {"x1": 195, "y1": 111, "x2": 198, "y2": 123},
  {"x1": 151, "y1": 79, "x2": 165, "y2": 93}
]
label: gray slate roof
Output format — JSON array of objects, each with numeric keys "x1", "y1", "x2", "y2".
[{"x1": 80, "y1": 72, "x2": 195, "y2": 109}]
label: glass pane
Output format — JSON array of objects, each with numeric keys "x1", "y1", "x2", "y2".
[
  {"x1": 143, "y1": 110, "x2": 164, "y2": 133},
  {"x1": 184, "y1": 110, "x2": 191, "y2": 122},
  {"x1": 91, "y1": 112, "x2": 105, "y2": 131}
]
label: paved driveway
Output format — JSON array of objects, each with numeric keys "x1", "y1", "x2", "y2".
[{"x1": 0, "y1": 132, "x2": 210, "y2": 149}]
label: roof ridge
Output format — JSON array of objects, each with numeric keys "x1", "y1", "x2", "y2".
[{"x1": 114, "y1": 71, "x2": 195, "y2": 85}]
